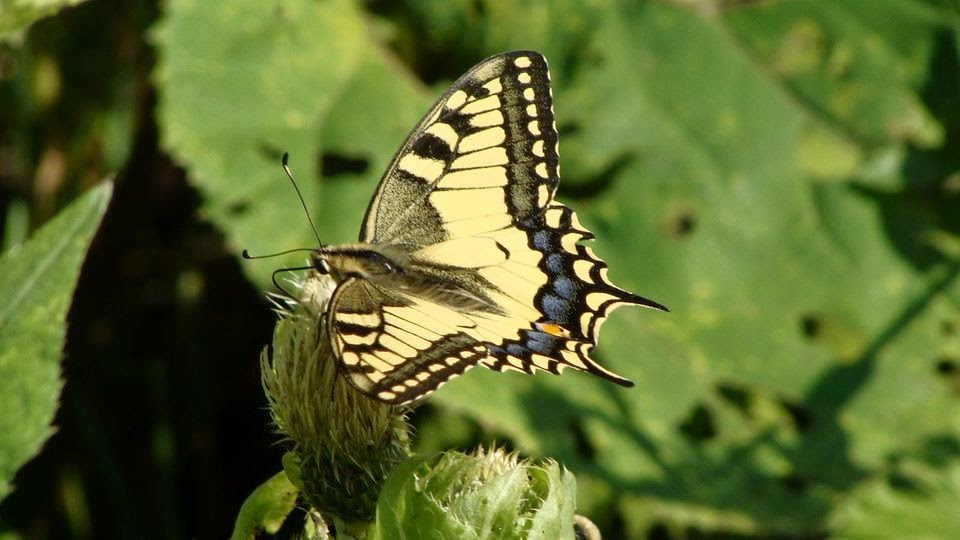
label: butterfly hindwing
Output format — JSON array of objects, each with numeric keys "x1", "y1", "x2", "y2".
[
  {"x1": 478, "y1": 202, "x2": 665, "y2": 385},
  {"x1": 328, "y1": 277, "x2": 489, "y2": 404}
]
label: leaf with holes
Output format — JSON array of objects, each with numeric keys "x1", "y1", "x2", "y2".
[
  {"x1": 155, "y1": 0, "x2": 370, "y2": 286},
  {"x1": 428, "y1": 0, "x2": 960, "y2": 535},
  {"x1": 830, "y1": 456, "x2": 960, "y2": 537},
  {"x1": 154, "y1": 0, "x2": 960, "y2": 535}
]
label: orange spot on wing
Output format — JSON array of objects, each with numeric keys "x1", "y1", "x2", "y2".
[{"x1": 537, "y1": 322, "x2": 571, "y2": 338}]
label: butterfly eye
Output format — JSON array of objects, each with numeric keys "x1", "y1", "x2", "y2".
[{"x1": 311, "y1": 254, "x2": 330, "y2": 275}]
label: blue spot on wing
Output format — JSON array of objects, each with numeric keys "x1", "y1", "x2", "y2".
[
  {"x1": 486, "y1": 344, "x2": 507, "y2": 355},
  {"x1": 546, "y1": 253, "x2": 564, "y2": 273},
  {"x1": 533, "y1": 230, "x2": 551, "y2": 251},
  {"x1": 525, "y1": 331, "x2": 559, "y2": 354},
  {"x1": 540, "y1": 293, "x2": 569, "y2": 322},
  {"x1": 553, "y1": 276, "x2": 576, "y2": 299},
  {"x1": 506, "y1": 343, "x2": 527, "y2": 356}
]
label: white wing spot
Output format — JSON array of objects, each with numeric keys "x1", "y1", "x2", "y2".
[
  {"x1": 535, "y1": 162, "x2": 548, "y2": 178},
  {"x1": 573, "y1": 259, "x2": 594, "y2": 281},
  {"x1": 526, "y1": 104, "x2": 537, "y2": 117},
  {"x1": 514, "y1": 56, "x2": 532, "y2": 68},
  {"x1": 378, "y1": 391, "x2": 396, "y2": 401},
  {"x1": 523, "y1": 87, "x2": 535, "y2": 101},
  {"x1": 561, "y1": 232, "x2": 580, "y2": 252},
  {"x1": 538, "y1": 184, "x2": 551, "y2": 207},
  {"x1": 528, "y1": 120, "x2": 541, "y2": 136},
  {"x1": 532, "y1": 140, "x2": 545, "y2": 157},
  {"x1": 517, "y1": 72, "x2": 532, "y2": 84},
  {"x1": 545, "y1": 207, "x2": 562, "y2": 228}
]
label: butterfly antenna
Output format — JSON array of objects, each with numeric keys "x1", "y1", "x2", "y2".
[
  {"x1": 241, "y1": 248, "x2": 317, "y2": 260},
  {"x1": 269, "y1": 265, "x2": 314, "y2": 299},
  {"x1": 282, "y1": 152, "x2": 324, "y2": 248}
]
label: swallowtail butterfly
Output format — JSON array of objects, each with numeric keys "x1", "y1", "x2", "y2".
[{"x1": 307, "y1": 51, "x2": 666, "y2": 405}]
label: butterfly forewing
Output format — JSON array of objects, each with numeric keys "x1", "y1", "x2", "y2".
[
  {"x1": 330, "y1": 51, "x2": 665, "y2": 405},
  {"x1": 360, "y1": 51, "x2": 559, "y2": 245}
]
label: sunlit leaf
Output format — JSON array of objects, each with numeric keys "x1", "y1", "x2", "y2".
[{"x1": 0, "y1": 182, "x2": 112, "y2": 501}]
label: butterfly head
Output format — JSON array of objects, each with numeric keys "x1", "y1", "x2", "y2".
[
  {"x1": 310, "y1": 250, "x2": 331, "y2": 275},
  {"x1": 312, "y1": 244, "x2": 404, "y2": 284}
]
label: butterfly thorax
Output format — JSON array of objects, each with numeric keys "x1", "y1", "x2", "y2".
[
  {"x1": 313, "y1": 243, "x2": 404, "y2": 282},
  {"x1": 314, "y1": 244, "x2": 502, "y2": 315}
]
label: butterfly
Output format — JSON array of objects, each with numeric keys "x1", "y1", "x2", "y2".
[{"x1": 308, "y1": 51, "x2": 666, "y2": 405}]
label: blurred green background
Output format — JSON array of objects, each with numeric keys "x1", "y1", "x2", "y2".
[{"x1": 2, "y1": 0, "x2": 960, "y2": 538}]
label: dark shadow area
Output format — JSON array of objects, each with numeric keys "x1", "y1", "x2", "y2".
[
  {"x1": 0, "y1": 2, "x2": 281, "y2": 537},
  {"x1": 789, "y1": 257, "x2": 960, "y2": 491},
  {"x1": 856, "y1": 29, "x2": 960, "y2": 272},
  {"x1": 560, "y1": 153, "x2": 638, "y2": 201},
  {"x1": 319, "y1": 152, "x2": 370, "y2": 178},
  {"x1": 678, "y1": 403, "x2": 716, "y2": 444}
]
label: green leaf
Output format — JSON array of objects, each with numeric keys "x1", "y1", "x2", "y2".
[
  {"x1": 230, "y1": 471, "x2": 299, "y2": 540},
  {"x1": 371, "y1": 450, "x2": 577, "y2": 540},
  {"x1": 0, "y1": 182, "x2": 112, "y2": 501},
  {"x1": 153, "y1": 0, "x2": 429, "y2": 288},
  {"x1": 0, "y1": 0, "x2": 90, "y2": 37},
  {"x1": 153, "y1": 0, "x2": 960, "y2": 534},
  {"x1": 831, "y1": 458, "x2": 960, "y2": 538},
  {"x1": 430, "y1": 0, "x2": 960, "y2": 534}
]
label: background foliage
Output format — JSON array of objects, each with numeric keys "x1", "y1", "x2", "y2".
[{"x1": 1, "y1": 0, "x2": 959, "y2": 538}]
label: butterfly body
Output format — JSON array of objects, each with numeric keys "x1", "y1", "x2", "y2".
[
  {"x1": 314, "y1": 244, "x2": 503, "y2": 315},
  {"x1": 310, "y1": 51, "x2": 665, "y2": 405}
]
